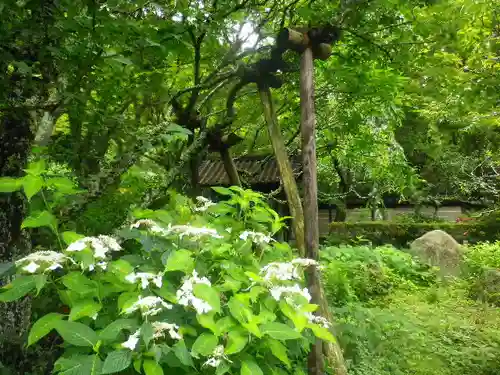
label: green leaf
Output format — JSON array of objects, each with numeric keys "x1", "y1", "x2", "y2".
[
  {"x1": 113, "y1": 56, "x2": 134, "y2": 65},
  {"x1": 34, "y1": 274, "x2": 48, "y2": 295},
  {"x1": 54, "y1": 354, "x2": 102, "y2": 375},
  {"x1": 173, "y1": 340, "x2": 194, "y2": 367},
  {"x1": 241, "y1": 360, "x2": 263, "y2": 375},
  {"x1": 193, "y1": 284, "x2": 220, "y2": 313},
  {"x1": 191, "y1": 332, "x2": 218, "y2": 357},
  {"x1": 225, "y1": 329, "x2": 247, "y2": 355},
  {"x1": 196, "y1": 312, "x2": 218, "y2": 334},
  {"x1": 0, "y1": 275, "x2": 36, "y2": 302},
  {"x1": 46, "y1": 177, "x2": 79, "y2": 194},
  {"x1": 133, "y1": 359, "x2": 142, "y2": 373},
  {"x1": 28, "y1": 313, "x2": 64, "y2": 347},
  {"x1": 309, "y1": 324, "x2": 336, "y2": 343},
  {"x1": 268, "y1": 338, "x2": 291, "y2": 367},
  {"x1": 21, "y1": 210, "x2": 58, "y2": 233},
  {"x1": 165, "y1": 249, "x2": 194, "y2": 273},
  {"x1": 215, "y1": 316, "x2": 236, "y2": 335},
  {"x1": 99, "y1": 319, "x2": 138, "y2": 342},
  {"x1": 61, "y1": 231, "x2": 86, "y2": 246},
  {"x1": 260, "y1": 323, "x2": 302, "y2": 341},
  {"x1": 54, "y1": 320, "x2": 99, "y2": 347},
  {"x1": 0, "y1": 177, "x2": 22, "y2": 193},
  {"x1": 101, "y1": 350, "x2": 132, "y2": 374},
  {"x1": 143, "y1": 359, "x2": 163, "y2": 375},
  {"x1": 24, "y1": 160, "x2": 46, "y2": 175},
  {"x1": 62, "y1": 272, "x2": 97, "y2": 295},
  {"x1": 212, "y1": 186, "x2": 233, "y2": 196},
  {"x1": 141, "y1": 322, "x2": 154, "y2": 348},
  {"x1": 69, "y1": 300, "x2": 102, "y2": 321},
  {"x1": 22, "y1": 175, "x2": 44, "y2": 201},
  {"x1": 216, "y1": 362, "x2": 231, "y2": 375}
]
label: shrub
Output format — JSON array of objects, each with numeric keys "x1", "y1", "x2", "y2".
[
  {"x1": 320, "y1": 246, "x2": 437, "y2": 306},
  {"x1": 334, "y1": 287, "x2": 500, "y2": 375},
  {"x1": 0, "y1": 183, "x2": 333, "y2": 375},
  {"x1": 326, "y1": 221, "x2": 491, "y2": 247}
]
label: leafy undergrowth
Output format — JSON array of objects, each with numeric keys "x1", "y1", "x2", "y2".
[{"x1": 321, "y1": 245, "x2": 500, "y2": 375}]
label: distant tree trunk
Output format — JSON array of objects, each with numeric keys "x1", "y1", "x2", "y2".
[
  {"x1": 333, "y1": 158, "x2": 348, "y2": 222},
  {"x1": 0, "y1": 110, "x2": 34, "y2": 370},
  {"x1": 258, "y1": 84, "x2": 305, "y2": 256},
  {"x1": 220, "y1": 147, "x2": 241, "y2": 186}
]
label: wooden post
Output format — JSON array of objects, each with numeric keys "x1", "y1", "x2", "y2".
[
  {"x1": 258, "y1": 84, "x2": 306, "y2": 256},
  {"x1": 300, "y1": 39, "x2": 348, "y2": 375},
  {"x1": 300, "y1": 45, "x2": 324, "y2": 375}
]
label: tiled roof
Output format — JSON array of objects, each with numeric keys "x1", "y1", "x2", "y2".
[{"x1": 199, "y1": 155, "x2": 302, "y2": 186}]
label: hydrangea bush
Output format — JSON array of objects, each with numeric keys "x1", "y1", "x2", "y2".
[{"x1": 0, "y1": 182, "x2": 334, "y2": 375}]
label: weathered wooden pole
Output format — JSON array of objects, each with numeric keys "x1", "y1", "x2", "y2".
[
  {"x1": 259, "y1": 84, "x2": 306, "y2": 256},
  {"x1": 300, "y1": 45, "x2": 324, "y2": 375},
  {"x1": 290, "y1": 26, "x2": 348, "y2": 375}
]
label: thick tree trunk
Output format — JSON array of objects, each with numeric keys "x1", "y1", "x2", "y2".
[
  {"x1": 0, "y1": 110, "x2": 34, "y2": 370},
  {"x1": 220, "y1": 147, "x2": 241, "y2": 186},
  {"x1": 300, "y1": 47, "x2": 348, "y2": 375},
  {"x1": 258, "y1": 85, "x2": 306, "y2": 256}
]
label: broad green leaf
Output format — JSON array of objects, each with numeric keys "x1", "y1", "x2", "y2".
[
  {"x1": 34, "y1": 274, "x2": 48, "y2": 295},
  {"x1": 228, "y1": 296, "x2": 252, "y2": 323},
  {"x1": 280, "y1": 301, "x2": 308, "y2": 332},
  {"x1": 22, "y1": 175, "x2": 44, "y2": 200},
  {"x1": 46, "y1": 177, "x2": 79, "y2": 194},
  {"x1": 241, "y1": 360, "x2": 263, "y2": 375},
  {"x1": 215, "y1": 316, "x2": 236, "y2": 335},
  {"x1": 191, "y1": 332, "x2": 218, "y2": 357},
  {"x1": 173, "y1": 340, "x2": 194, "y2": 367},
  {"x1": 54, "y1": 354, "x2": 102, "y2": 375},
  {"x1": 268, "y1": 338, "x2": 291, "y2": 367},
  {"x1": 133, "y1": 359, "x2": 142, "y2": 373},
  {"x1": 0, "y1": 177, "x2": 22, "y2": 192},
  {"x1": 99, "y1": 319, "x2": 138, "y2": 342},
  {"x1": 101, "y1": 350, "x2": 132, "y2": 374},
  {"x1": 62, "y1": 272, "x2": 97, "y2": 295},
  {"x1": 143, "y1": 359, "x2": 163, "y2": 375},
  {"x1": 69, "y1": 300, "x2": 102, "y2": 321},
  {"x1": 21, "y1": 210, "x2": 58, "y2": 233},
  {"x1": 193, "y1": 284, "x2": 220, "y2": 313},
  {"x1": 260, "y1": 323, "x2": 302, "y2": 341},
  {"x1": 24, "y1": 159, "x2": 46, "y2": 175},
  {"x1": 216, "y1": 362, "x2": 231, "y2": 375},
  {"x1": 28, "y1": 313, "x2": 64, "y2": 347},
  {"x1": 113, "y1": 56, "x2": 134, "y2": 65},
  {"x1": 212, "y1": 186, "x2": 233, "y2": 196},
  {"x1": 309, "y1": 324, "x2": 336, "y2": 343},
  {"x1": 54, "y1": 320, "x2": 99, "y2": 347},
  {"x1": 165, "y1": 249, "x2": 194, "y2": 273},
  {"x1": 62, "y1": 231, "x2": 85, "y2": 246},
  {"x1": 141, "y1": 322, "x2": 154, "y2": 348},
  {"x1": 225, "y1": 330, "x2": 247, "y2": 355},
  {"x1": 0, "y1": 275, "x2": 36, "y2": 302},
  {"x1": 196, "y1": 312, "x2": 217, "y2": 334}
]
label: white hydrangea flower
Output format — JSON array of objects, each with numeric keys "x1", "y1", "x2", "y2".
[
  {"x1": 130, "y1": 219, "x2": 168, "y2": 235},
  {"x1": 23, "y1": 261, "x2": 40, "y2": 273},
  {"x1": 124, "y1": 296, "x2": 173, "y2": 317},
  {"x1": 239, "y1": 231, "x2": 273, "y2": 244},
  {"x1": 260, "y1": 258, "x2": 319, "y2": 282},
  {"x1": 66, "y1": 235, "x2": 121, "y2": 259},
  {"x1": 152, "y1": 321, "x2": 182, "y2": 340},
  {"x1": 176, "y1": 270, "x2": 213, "y2": 315},
  {"x1": 269, "y1": 284, "x2": 312, "y2": 302},
  {"x1": 16, "y1": 250, "x2": 69, "y2": 273},
  {"x1": 125, "y1": 272, "x2": 163, "y2": 289},
  {"x1": 305, "y1": 312, "x2": 331, "y2": 328},
  {"x1": 193, "y1": 196, "x2": 216, "y2": 212},
  {"x1": 203, "y1": 345, "x2": 230, "y2": 368},
  {"x1": 167, "y1": 224, "x2": 223, "y2": 239},
  {"x1": 121, "y1": 329, "x2": 140, "y2": 350},
  {"x1": 260, "y1": 262, "x2": 297, "y2": 281}
]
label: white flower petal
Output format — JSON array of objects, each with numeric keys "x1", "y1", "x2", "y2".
[{"x1": 23, "y1": 262, "x2": 40, "y2": 273}]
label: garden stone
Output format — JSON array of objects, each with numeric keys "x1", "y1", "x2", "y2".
[{"x1": 410, "y1": 230, "x2": 462, "y2": 276}]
